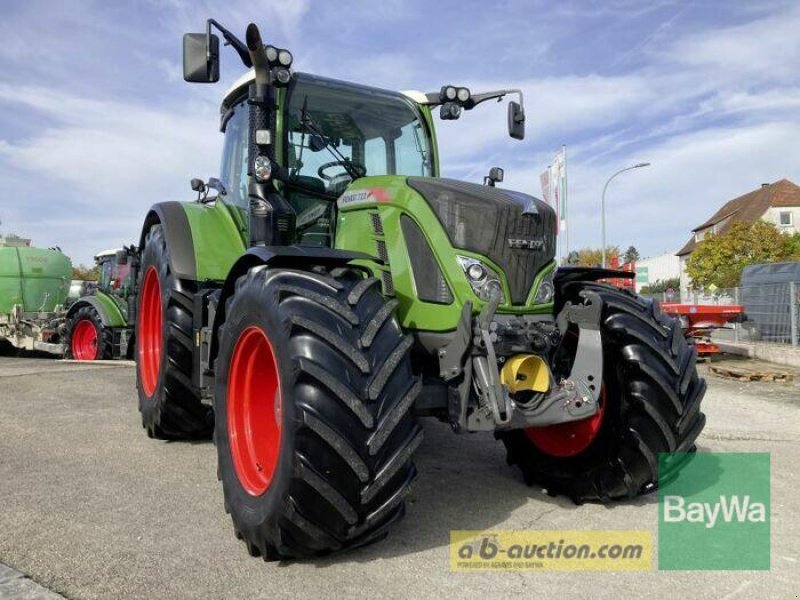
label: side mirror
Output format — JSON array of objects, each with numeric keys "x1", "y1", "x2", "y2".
[
  {"x1": 190, "y1": 178, "x2": 205, "y2": 192},
  {"x1": 206, "y1": 177, "x2": 227, "y2": 195},
  {"x1": 508, "y1": 101, "x2": 525, "y2": 140},
  {"x1": 183, "y1": 33, "x2": 219, "y2": 83},
  {"x1": 484, "y1": 167, "x2": 504, "y2": 187}
]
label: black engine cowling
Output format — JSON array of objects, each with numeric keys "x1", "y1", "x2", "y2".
[{"x1": 407, "y1": 177, "x2": 557, "y2": 304}]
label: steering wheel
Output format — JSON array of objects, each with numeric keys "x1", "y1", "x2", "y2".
[{"x1": 317, "y1": 160, "x2": 366, "y2": 181}]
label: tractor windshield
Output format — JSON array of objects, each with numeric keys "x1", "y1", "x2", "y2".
[{"x1": 285, "y1": 74, "x2": 433, "y2": 196}]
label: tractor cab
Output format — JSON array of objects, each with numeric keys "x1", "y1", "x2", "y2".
[
  {"x1": 218, "y1": 73, "x2": 437, "y2": 246},
  {"x1": 95, "y1": 247, "x2": 138, "y2": 299}
]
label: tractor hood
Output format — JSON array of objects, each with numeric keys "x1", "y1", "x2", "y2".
[{"x1": 407, "y1": 177, "x2": 557, "y2": 304}]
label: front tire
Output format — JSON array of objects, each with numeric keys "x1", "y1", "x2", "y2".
[
  {"x1": 135, "y1": 224, "x2": 212, "y2": 439},
  {"x1": 500, "y1": 283, "x2": 706, "y2": 502},
  {"x1": 65, "y1": 305, "x2": 112, "y2": 360},
  {"x1": 214, "y1": 267, "x2": 422, "y2": 559}
]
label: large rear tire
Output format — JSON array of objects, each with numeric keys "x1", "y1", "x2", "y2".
[
  {"x1": 65, "y1": 305, "x2": 112, "y2": 360},
  {"x1": 214, "y1": 267, "x2": 422, "y2": 559},
  {"x1": 135, "y1": 224, "x2": 212, "y2": 439},
  {"x1": 500, "y1": 283, "x2": 706, "y2": 502}
]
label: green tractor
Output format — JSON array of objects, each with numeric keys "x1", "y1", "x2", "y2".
[
  {"x1": 65, "y1": 247, "x2": 138, "y2": 360},
  {"x1": 135, "y1": 20, "x2": 706, "y2": 559}
]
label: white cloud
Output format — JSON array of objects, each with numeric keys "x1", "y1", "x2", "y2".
[
  {"x1": 0, "y1": 84, "x2": 223, "y2": 263},
  {"x1": 665, "y1": 5, "x2": 800, "y2": 81}
]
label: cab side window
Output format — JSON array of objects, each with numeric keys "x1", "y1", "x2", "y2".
[{"x1": 219, "y1": 101, "x2": 249, "y2": 211}]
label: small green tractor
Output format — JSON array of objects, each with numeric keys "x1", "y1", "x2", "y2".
[
  {"x1": 65, "y1": 247, "x2": 138, "y2": 360},
  {"x1": 135, "y1": 20, "x2": 706, "y2": 559}
]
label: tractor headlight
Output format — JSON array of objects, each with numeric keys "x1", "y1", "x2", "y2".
[
  {"x1": 253, "y1": 155, "x2": 272, "y2": 182},
  {"x1": 278, "y1": 49, "x2": 293, "y2": 66},
  {"x1": 440, "y1": 102, "x2": 462, "y2": 120},
  {"x1": 274, "y1": 67, "x2": 292, "y2": 85},
  {"x1": 458, "y1": 256, "x2": 505, "y2": 303},
  {"x1": 466, "y1": 263, "x2": 486, "y2": 282},
  {"x1": 533, "y1": 271, "x2": 555, "y2": 304}
]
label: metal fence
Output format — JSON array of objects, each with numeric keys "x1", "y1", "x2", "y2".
[{"x1": 641, "y1": 283, "x2": 800, "y2": 347}]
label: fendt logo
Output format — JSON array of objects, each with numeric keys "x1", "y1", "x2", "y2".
[
  {"x1": 507, "y1": 238, "x2": 545, "y2": 251},
  {"x1": 662, "y1": 495, "x2": 767, "y2": 529}
]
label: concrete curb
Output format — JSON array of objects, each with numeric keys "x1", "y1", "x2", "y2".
[
  {"x1": 0, "y1": 564, "x2": 65, "y2": 600},
  {"x1": 717, "y1": 340, "x2": 800, "y2": 369}
]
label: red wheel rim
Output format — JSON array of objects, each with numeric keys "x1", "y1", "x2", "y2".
[
  {"x1": 137, "y1": 266, "x2": 162, "y2": 397},
  {"x1": 227, "y1": 326, "x2": 282, "y2": 497},
  {"x1": 525, "y1": 387, "x2": 607, "y2": 458},
  {"x1": 71, "y1": 319, "x2": 98, "y2": 360}
]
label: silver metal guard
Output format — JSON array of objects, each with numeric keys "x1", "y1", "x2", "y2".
[{"x1": 466, "y1": 291, "x2": 604, "y2": 432}]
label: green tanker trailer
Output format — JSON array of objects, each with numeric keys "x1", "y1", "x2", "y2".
[{"x1": 0, "y1": 234, "x2": 72, "y2": 354}]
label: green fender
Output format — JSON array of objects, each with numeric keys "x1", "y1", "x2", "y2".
[
  {"x1": 139, "y1": 200, "x2": 246, "y2": 284},
  {"x1": 67, "y1": 291, "x2": 127, "y2": 328}
]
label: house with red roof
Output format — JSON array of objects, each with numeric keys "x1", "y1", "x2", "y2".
[{"x1": 676, "y1": 179, "x2": 800, "y2": 297}]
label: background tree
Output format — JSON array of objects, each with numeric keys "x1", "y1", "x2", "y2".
[
  {"x1": 640, "y1": 277, "x2": 680, "y2": 295},
  {"x1": 569, "y1": 246, "x2": 621, "y2": 267},
  {"x1": 623, "y1": 245, "x2": 640, "y2": 263},
  {"x1": 72, "y1": 264, "x2": 99, "y2": 281},
  {"x1": 686, "y1": 220, "x2": 798, "y2": 289}
]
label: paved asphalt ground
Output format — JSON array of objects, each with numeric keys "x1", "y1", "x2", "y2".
[{"x1": 0, "y1": 353, "x2": 798, "y2": 600}]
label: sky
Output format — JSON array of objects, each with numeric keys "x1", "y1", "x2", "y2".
[{"x1": 1, "y1": 0, "x2": 799, "y2": 266}]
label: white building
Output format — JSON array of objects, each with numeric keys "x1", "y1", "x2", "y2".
[{"x1": 634, "y1": 252, "x2": 681, "y2": 293}]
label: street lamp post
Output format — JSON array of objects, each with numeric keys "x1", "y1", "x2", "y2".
[{"x1": 601, "y1": 162, "x2": 651, "y2": 268}]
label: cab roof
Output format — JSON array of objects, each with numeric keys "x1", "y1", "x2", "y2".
[
  {"x1": 221, "y1": 69, "x2": 427, "y2": 111},
  {"x1": 94, "y1": 248, "x2": 121, "y2": 261}
]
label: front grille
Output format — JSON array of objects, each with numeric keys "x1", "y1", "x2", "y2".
[
  {"x1": 495, "y1": 210, "x2": 557, "y2": 304},
  {"x1": 408, "y1": 177, "x2": 557, "y2": 304}
]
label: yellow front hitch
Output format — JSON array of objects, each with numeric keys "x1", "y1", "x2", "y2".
[{"x1": 500, "y1": 354, "x2": 551, "y2": 394}]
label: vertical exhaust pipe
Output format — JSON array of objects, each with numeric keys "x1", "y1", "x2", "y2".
[
  {"x1": 243, "y1": 22, "x2": 296, "y2": 247},
  {"x1": 245, "y1": 23, "x2": 270, "y2": 86}
]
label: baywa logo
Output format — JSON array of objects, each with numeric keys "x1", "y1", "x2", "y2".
[
  {"x1": 658, "y1": 452, "x2": 770, "y2": 570},
  {"x1": 663, "y1": 494, "x2": 767, "y2": 529}
]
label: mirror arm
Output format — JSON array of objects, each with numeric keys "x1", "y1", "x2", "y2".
[
  {"x1": 468, "y1": 88, "x2": 525, "y2": 113},
  {"x1": 420, "y1": 88, "x2": 525, "y2": 114},
  {"x1": 206, "y1": 18, "x2": 252, "y2": 68}
]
